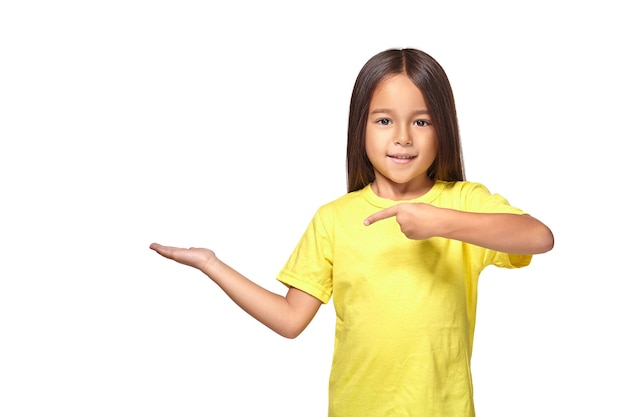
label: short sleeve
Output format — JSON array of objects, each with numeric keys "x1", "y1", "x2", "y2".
[
  {"x1": 276, "y1": 209, "x2": 334, "y2": 304},
  {"x1": 459, "y1": 182, "x2": 533, "y2": 269}
]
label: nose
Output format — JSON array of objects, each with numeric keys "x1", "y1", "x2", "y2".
[{"x1": 394, "y1": 126, "x2": 412, "y2": 146}]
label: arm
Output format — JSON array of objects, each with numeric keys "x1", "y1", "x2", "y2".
[
  {"x1": 149, "y1": 243, "x2": 322, "y2": 339},
  {"x1": 364, "y1": 204, "x2": 554, "y2": 255}
]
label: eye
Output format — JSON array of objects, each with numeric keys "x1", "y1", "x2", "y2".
[
  {"x1": 414, "y1": 119, "x2": 430, "y2": 127},
  {"x1": 376, "y1": 118, "x2": 392, "y2": 126}
]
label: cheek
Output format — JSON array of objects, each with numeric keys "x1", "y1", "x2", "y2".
[
  {"x1": 364, "y1": 136, "x2": 386, "y2": 167},
  {"x1": 427, "y1": 136, "x2": 438, "y2": 159},
  {"x1": 364, "y1": 132, "x2": 376, "y2": 159}
]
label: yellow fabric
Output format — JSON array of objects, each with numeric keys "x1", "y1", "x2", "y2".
[{"x1": 277, "y1": 181, "x2": 531, "y2": 417}]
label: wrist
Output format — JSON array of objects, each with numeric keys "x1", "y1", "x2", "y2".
[{"x1": 200, "y1": 252, "x2": 221, "y2": 276}]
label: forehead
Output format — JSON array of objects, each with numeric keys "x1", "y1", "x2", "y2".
[{"x1": 370, "y1": 74, "x2": 426, "y2": 108}]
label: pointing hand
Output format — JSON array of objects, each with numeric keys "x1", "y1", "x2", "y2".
[{"x1": 364, "y1": 203, "x2": 442, "y2": 240}]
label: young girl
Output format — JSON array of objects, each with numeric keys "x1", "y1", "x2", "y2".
[{"x1": 150, "y1": 48, "x2": 554, "y2": 416}]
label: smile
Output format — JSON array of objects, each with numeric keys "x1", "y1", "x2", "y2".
[{"x1": 388, "y1": 154, "x2": 416, "y2": 163}]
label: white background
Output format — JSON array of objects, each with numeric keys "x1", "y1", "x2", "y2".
[{"x1": 1, "y1": 1, "x2": 624, "y2": 416}]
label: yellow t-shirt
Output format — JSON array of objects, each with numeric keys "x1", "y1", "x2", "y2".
[{"x1": 277, "y1": 181, "x2": 531, "y2": 417}]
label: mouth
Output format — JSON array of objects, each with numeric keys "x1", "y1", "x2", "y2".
[{"x1": 388, "y1": 154, "x2": 416, "y2": 164}]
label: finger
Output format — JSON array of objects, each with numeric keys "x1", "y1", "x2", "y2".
[
  {"x1": 149, "y1": 243, "x2": 179, "y2": 259},
  {"x1": 149, "y1": 242, "x2": 169, "y2": 253},
  {"x1": 364, "y1": 206, "x2": 399, "y2": 226}
]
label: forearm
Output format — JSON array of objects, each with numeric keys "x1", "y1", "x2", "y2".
[
  {"x1": 439, "y1": 210, "x2": 554, "y2": 254},
  {"x1": 201, "y1": 257, "x2": 320, "y2": 338}
]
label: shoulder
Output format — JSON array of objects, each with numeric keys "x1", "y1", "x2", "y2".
[
  {"x1": 434, "y1": 181, "x2": 525, "y2": 213},
  {"x1": 318, "y1": 187, "x2": 368, "y2": 212},
  {"x1": 434, "y1": 180, "x2": 491, "y2": 202},
  {"x1": 307, "y1": 187, "x2": 372, "y2": 230}
]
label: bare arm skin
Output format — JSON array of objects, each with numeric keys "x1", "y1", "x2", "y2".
[
  {"x1": 364, "y1": 203, "x2": 554, "y2": 255},
  {"x1": 149, "y1": 243, "x2": 322, "y2": 339}
]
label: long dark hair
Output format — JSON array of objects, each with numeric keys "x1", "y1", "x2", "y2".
[{"x1": 346, "y1": 48, "x2": 465, "y2": 192}]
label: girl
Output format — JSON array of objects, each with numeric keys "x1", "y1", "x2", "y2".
[{"x1": 150, "y1": 48, "x2": 554, "y2": 416}]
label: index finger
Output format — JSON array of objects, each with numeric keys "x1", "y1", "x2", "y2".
[{"x1": 364, "y1": 206, "x2": 399, "y2": 226}]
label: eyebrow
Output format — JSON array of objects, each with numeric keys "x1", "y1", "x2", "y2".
[{"x1": 369, "y1": 108, "x2": 430, "y2": 116}]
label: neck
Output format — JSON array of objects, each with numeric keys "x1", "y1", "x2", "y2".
[{"x1": 371, "y1": 179, "x2": 434, "y2": 200}]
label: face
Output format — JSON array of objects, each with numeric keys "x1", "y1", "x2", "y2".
[{"x1": 365, "y1": 74, "x2": 438, "y2": 200}]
